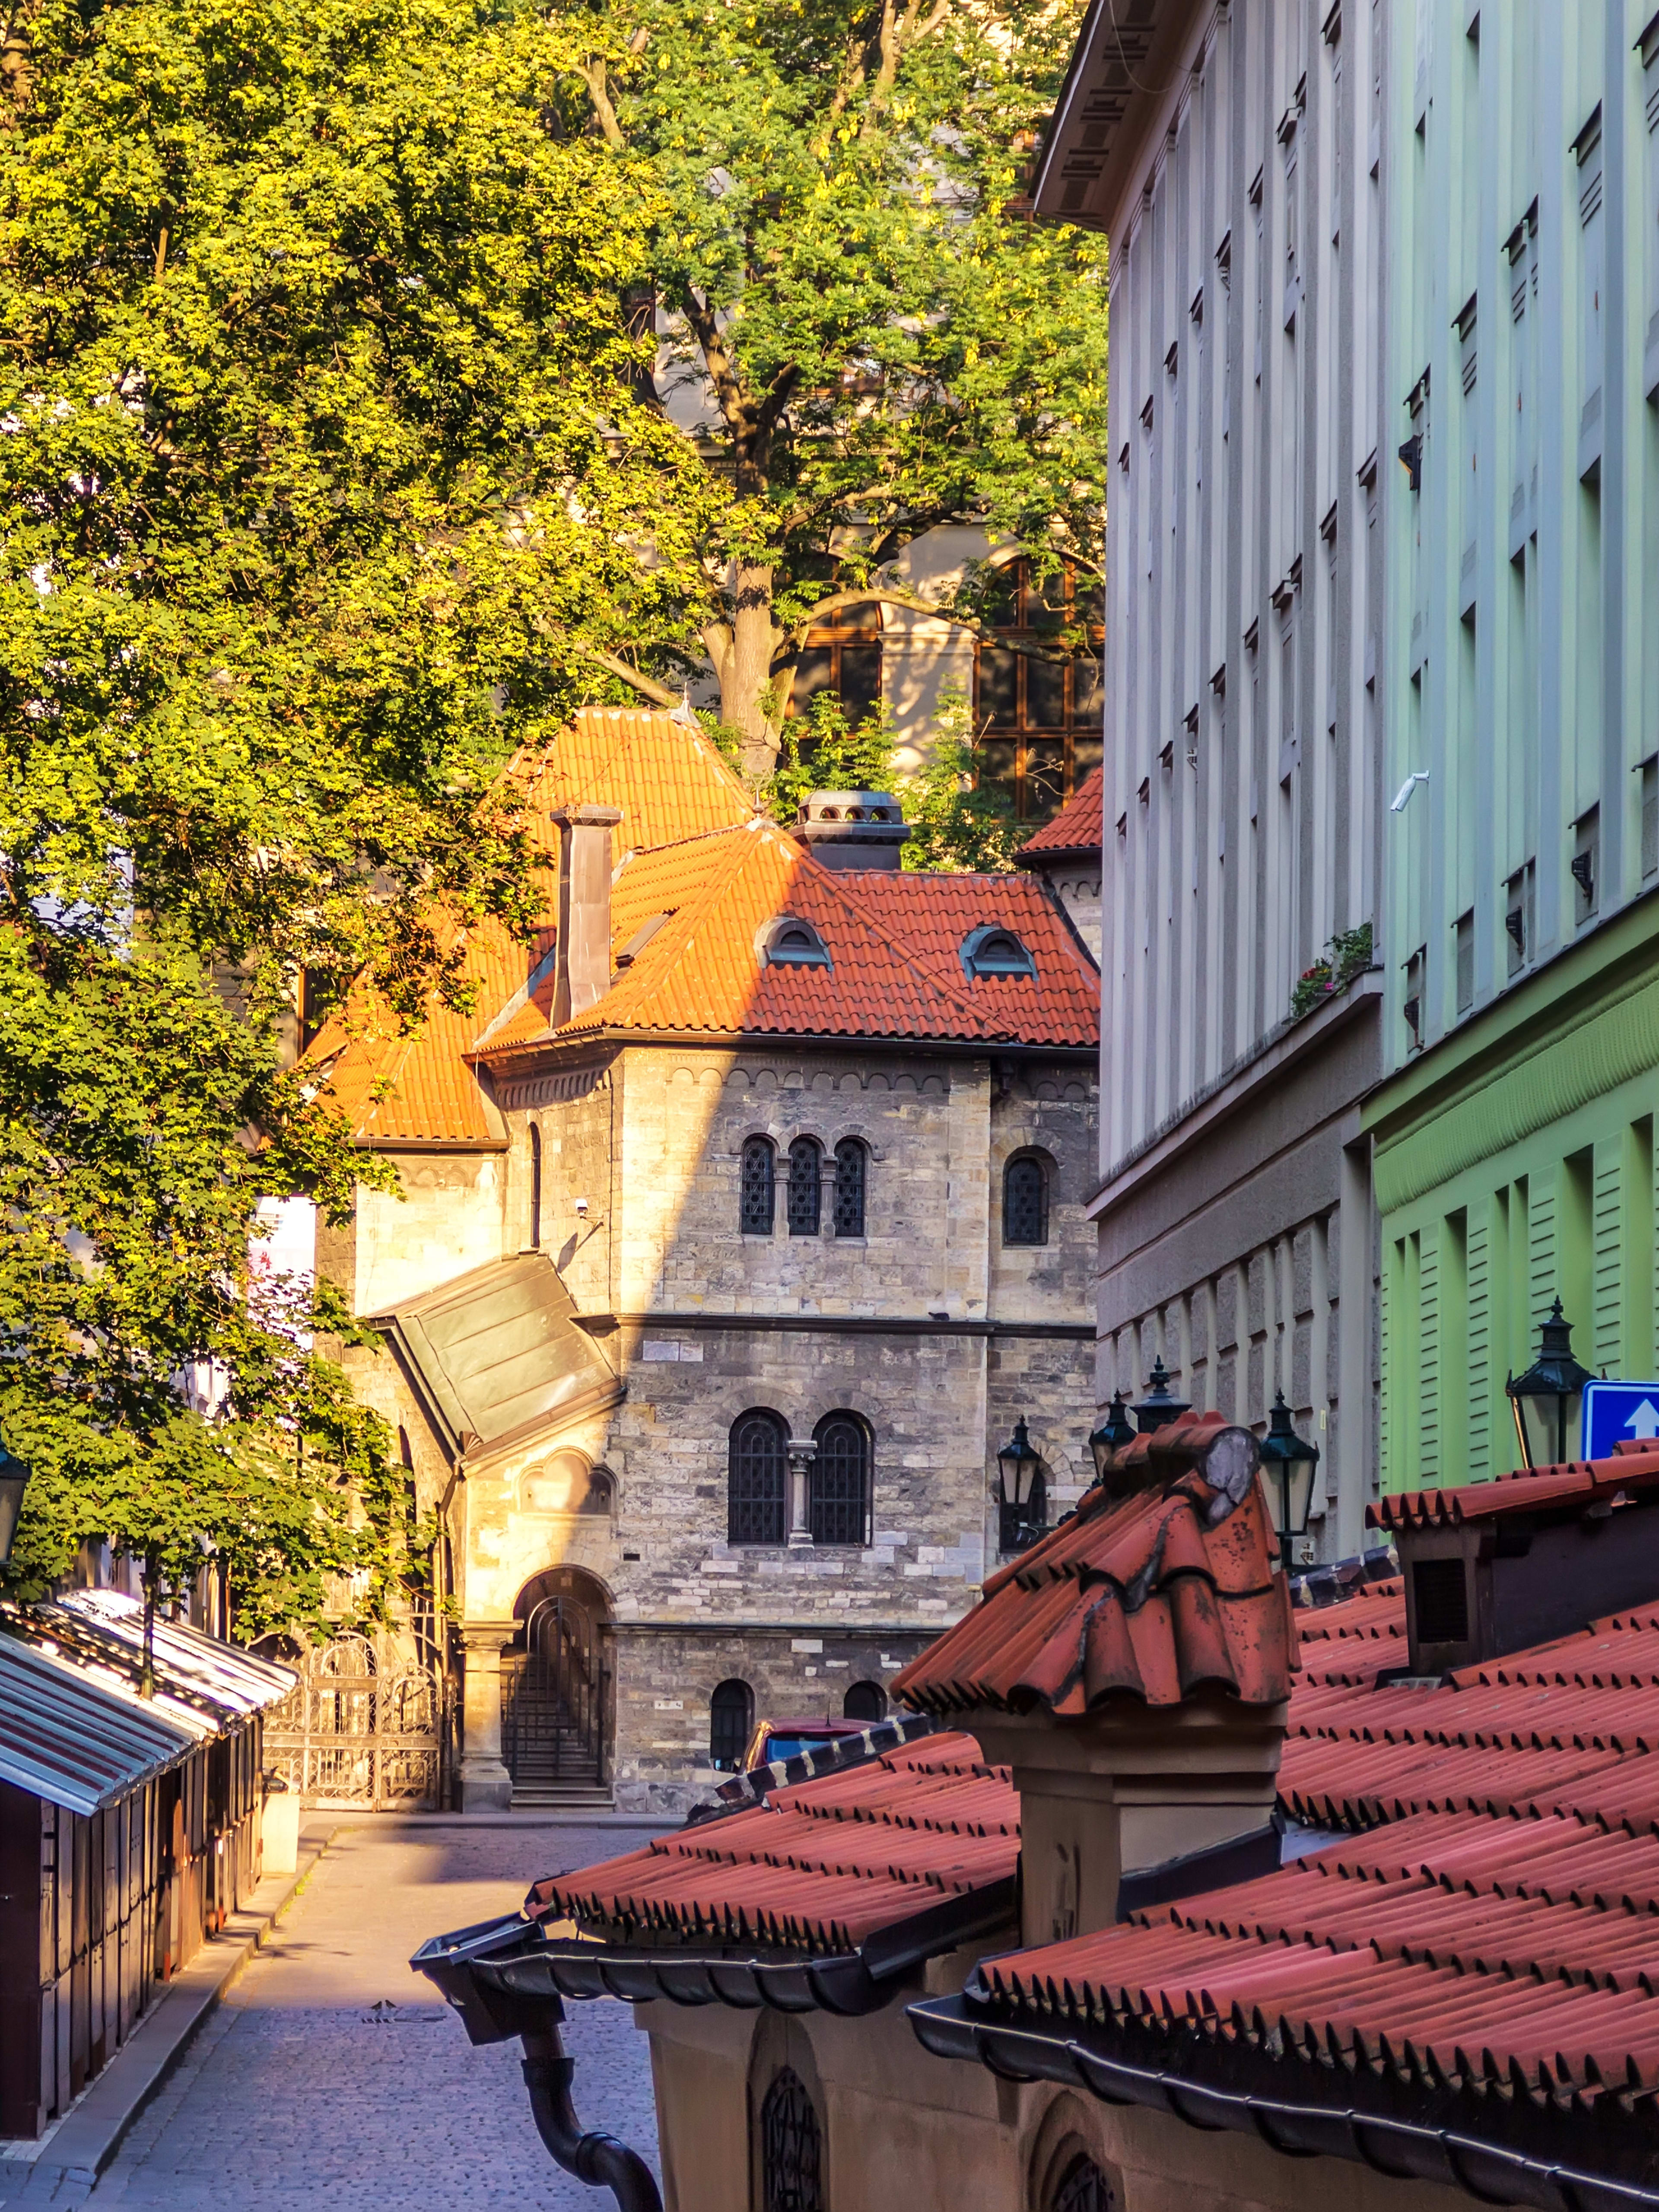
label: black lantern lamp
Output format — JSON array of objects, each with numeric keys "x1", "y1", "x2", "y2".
[
  {"x1": 0, "y1": 1433, "x2": 31, "y2": 1567},
  {"x1": 996, "y1": 1417, "x2": 1046, "y2": 1553},
  {"x1": 1087, "y1": 1394, "x2": 1137, "y2": 1482},
  {"x1": 1133, "y1": 1357, "x2": 1191, "y2": 1435},
  {"x1": 1259, "y1": 1393, "x2": 1320, "y2": 1568},
  {"x1": 1506, "y1": 1300, "x2": 1595, "y2": 1470}
]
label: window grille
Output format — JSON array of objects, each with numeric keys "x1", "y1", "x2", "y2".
[
  {"x1": 1052, "y1": 2155, "x2": 1114, "y2": 2212},
  {"x1": 842, "y1": 1678, "x2": 886, "y2": 1723},
  {"x1": 709, "y1": 1679, "x2": 754, "y2": 1771},
  {"x1": 832, "y1": 1138, "x2": 867, "y2": 1236},
  {"x1": 528, "y1": 1125, "x2": 542, "y2": 1249},
  {"x1": 787, "y1": 1138, "x2": 821, "y2": 1236},
  {"x1": 761, "y1": 2068, "x2": 823, "y2": 2212},
  {"x1": 1003, "y1": 1154, "x2": 1049, "y2": 1246},
  {"x1": 811, "y1": 1413, "x2": 870, "y2": 1546},
  {"x1": 728, "y1": 1411, "x2": 788, "y2": 1545},
  {"x1": 741, "y1": 1137, "x2": 775, "y2": 1235}
]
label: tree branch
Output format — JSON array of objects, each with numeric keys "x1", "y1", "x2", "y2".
[
  {"x1": 771, "y1": 587, "x2": 1079, "y2": 665},
  {"x1": 573, "y1": 56, "x2": 626, "y2": 149},
  {"x1": 681, "y1": 292, "x2": 752, "y2": 446},
  {"x1": 574, "y1": 647, "x2": 680, "y2": 709}
]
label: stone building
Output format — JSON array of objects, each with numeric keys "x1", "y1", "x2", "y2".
[
  {"x1": 307, "y1": 708, "x2": 1099, "y2": 1811},
  {"x1": 1030, "y1": 0, "x2": 1392, "y2": 1559}
]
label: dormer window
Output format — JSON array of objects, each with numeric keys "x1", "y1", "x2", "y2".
[
  {"x1": 960, "y1": 925, "x2": 1036, "y2": 980},
  {"x1": 760, "y1": 917, "x2": 832, "y2": 969}
]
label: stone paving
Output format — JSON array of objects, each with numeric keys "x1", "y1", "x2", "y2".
[{"x1": 87, "y1": 1822, "x2": 664, "y2": 2211}]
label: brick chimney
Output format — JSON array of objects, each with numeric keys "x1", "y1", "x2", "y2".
[
  {"x1": 892, "y1": 1414, "x2": 1295, "y2": 1949},
  {"x1": 1373, "y1": 1444, "x2": 1659, "y2": 1679},
  {"x1": 550, "y1": 806, "x2": 623, "y2": 1026}
]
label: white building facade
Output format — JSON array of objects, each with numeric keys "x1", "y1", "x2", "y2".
[{"x1": 1034, "y1": 0, "x2": 1391, "y2": 1556}]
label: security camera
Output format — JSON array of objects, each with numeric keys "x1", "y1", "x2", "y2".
[{"x1": 575, "y1": 1196, "x2": 590, "y2": 1219}]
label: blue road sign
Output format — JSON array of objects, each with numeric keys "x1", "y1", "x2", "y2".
[{"x1": 1581, "y1": 1381, "x2": 1659, "y2": 1461}]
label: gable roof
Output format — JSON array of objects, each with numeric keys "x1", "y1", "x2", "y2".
[
  {"x1": 1019, "y1": 766, "x2": 1104, "y2": 858},
  {"x1": 310, "y1": 712, "x2": 1099, "y2": 1144},
  {"x1": 475, "y1": 823, "x2": 1100, "y2": 1059}
]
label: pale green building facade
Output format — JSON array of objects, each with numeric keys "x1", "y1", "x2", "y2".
[{"x1": 1370, "y1": 0, "x2": 1659, "y2": 1490}]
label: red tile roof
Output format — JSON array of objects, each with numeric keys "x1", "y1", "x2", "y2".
[
  {"x1": 1370, "y1": 1448, "x2": 1659, "y2": 1531},
  {"x1": 891, "y1": 1417, "x2": 1297, "y2": 1716},
  {"x1": 312, "y1": 712, "x2": 1099, "y2": 1141},
  {"x1": 1019, "y1": 767, "x2": 1104, "y2": 857},
  {"x1": 972, "y1": 1572, "x2": 1659, "y2": 2109},
  {"x1": 475, "y1": 821, "x2": 1100, "y2": 1056},
  {"x1": 524, "y1": 1733, "x2": 1018, "y2": 1955}
]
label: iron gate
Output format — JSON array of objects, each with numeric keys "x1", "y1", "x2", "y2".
[
  {"x1": 262, "y1": 1634, "x2": 445, "y2": 1809},
  {"x1": 501, "y1": 1598, "x2": 605, "y2": 1794}
]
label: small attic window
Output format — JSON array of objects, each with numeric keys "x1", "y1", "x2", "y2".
[
  {"x1": 761, "y1": 916, "x2": 832, "y2": 969},
  {"x1": 960, "y1": 925, "x2": 1036, "y2": 980}
]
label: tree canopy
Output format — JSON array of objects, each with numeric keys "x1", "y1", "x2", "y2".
[
  {"x1": 0, "y1": 0, "x2": 699, "y2": 1623},
  {"x1": 553, "y1": 0, "x2": 1110, "y2": 772}
]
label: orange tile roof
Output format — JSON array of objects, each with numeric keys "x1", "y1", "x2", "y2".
[
  {"x1": 1018, "y1": 766, "x2": 1103, "y2": 857},
  {"x1": 892, "y1": 1416, "x2": 1298, "y2": 1716},
  {"x1": 1369, "y1": 1447, "x2": 1659, "y2": 1530},
  {"x1": 476, "y1": 823, "x2": 1100, "y2": 1057},
  {"x1": 312, "y1": 710, "x2": 1100, "y2": 1141}
]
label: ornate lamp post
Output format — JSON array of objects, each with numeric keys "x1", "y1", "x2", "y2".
[
  {"x1": 1259, "y1": 1393, "x2": 1319, "y2": 1569},
  {"x1": 995, "y1": 1418, "x2": 1046, "y2": 1554},
  {"x1": 1506, "y1": 1300, "x2": 1595, "y2": 1470},
  {"x1": 1087, "y1": 1394, "x2": 1136, "y2": 1483},
  {"x1": 1132, "y1": 1357, "x2": 1191, "y2": 1434},
  {"x1": 0, "y1": 1433, "x2": 31, "y2": 1567}
]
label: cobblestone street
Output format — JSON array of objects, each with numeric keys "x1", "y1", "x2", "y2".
[{"x1": 87, "y1": 1823, "x2": 664, "y2": 2212}]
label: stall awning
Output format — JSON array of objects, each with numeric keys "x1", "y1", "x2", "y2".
[{"x1": 0, "y1": 1634, "x2": 194, "y2": 1817}]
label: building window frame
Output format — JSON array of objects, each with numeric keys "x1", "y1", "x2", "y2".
[
  {"x1": 810, "y1": 1411, "x2": 871, "y2": 1547},
  {"x1": 709, "y1": 1678, "x2": 754, "y2": 1771},
  {"x1": 741, "y1": 1136, "x2": 776, "y2": 1236},
  {"x1": 832, "y1": 1137, "x2": 867, "y2": 1238},
  {"x1": 787, "y1": 1137, "x2": 823, "y2": 1236},
  {"x1": 973, "y1": 558, "x2": 1104, "y2": 823},
  {"x1": 1002, "y1": 1150, "x2": 1052, "y2": 1247},
  {"x1": 728, "y1": 1410, "x2": 789, "y2": 1545},
  {"x1": 787, "y1": 603, "x2": 882, "y2": 727}
]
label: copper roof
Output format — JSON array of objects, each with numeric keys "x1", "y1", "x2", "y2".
[
  {"x1": 891, "y1": 1416, "x2": 1297, "y2": 1716},
  {"x1": 1019, "y1": 766, "x2": 1104, "y2": 857},
  {"x1": 524, "y1": 1733, "x2": 1017, "y2": 1955}
]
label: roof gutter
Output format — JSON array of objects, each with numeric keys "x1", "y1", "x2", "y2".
[{"x1": 906, "y1": 1999, "x2": 1659, "y2": 2212}]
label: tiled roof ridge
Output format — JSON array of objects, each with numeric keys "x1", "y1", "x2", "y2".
[
  {"x1": 1370, "y1": 1447, "x2": 1659, "y2": 1530},
  {"x1": 1018, "y1": 765, "x2": 1105, "y2": 856},
  {"x1": 508, "y1": 704, "x2": 754, "y2": 849}
]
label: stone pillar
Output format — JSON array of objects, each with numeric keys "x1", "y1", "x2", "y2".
[
  {"x1": 786, "y1": 1437, "x2": 817, "y2": 1549},
  {"x1": 458, "y1": 1627, "x2": 514, "y2": 1811}
]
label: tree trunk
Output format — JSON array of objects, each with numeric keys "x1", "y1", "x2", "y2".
[{"x1": 720, "y1": 561, "x2": 781, "y2": 778}]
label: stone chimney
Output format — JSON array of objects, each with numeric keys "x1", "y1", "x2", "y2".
[
  {"x1": 1374, "y1": 1443, "x2": 1659, "y2": 1679},
  {"x1": 550, "y1": 806, "x2": 623, "y2": 1027},
  {"x1": 891, "y1": 1414, "x2": 1295, "y2": 1950},
  {"x1": 791, "y1": 791, "x2": 911, "y2": 871}
]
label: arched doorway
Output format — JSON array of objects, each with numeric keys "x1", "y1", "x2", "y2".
[{"x1": 502, "y1": 1566, "x2": 612, "y2": 1801}]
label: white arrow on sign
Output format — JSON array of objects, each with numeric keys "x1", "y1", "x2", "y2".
[{"x1": 1624, "y1": 1400, "x2": 1659, "y2": 1440}]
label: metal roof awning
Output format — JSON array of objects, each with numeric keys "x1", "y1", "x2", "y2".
[
  {"x1": 372, "y1": 1252, "x2": 623, "y2": 1462},
  {"x1": 0, "y1": 1633, "x2": 195, "y2": 1817},
  {"x1": 48, "y1": 1590, "x2": 296, "y2": 1720}
]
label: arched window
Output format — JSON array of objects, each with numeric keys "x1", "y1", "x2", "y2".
[
  {"x1": 843, "y1": 1679, "x2": 886, "y2": 1723},
  {"x1": 960, "y1": 924, "x2": 1038, "y2": 980},
  {"x1": 787, "y1": 1138, "x2": 822, "y2": 1236},
  {"x1": 761, "y1": 2068, "x2": 823, "y2": 2212},
  {"x1": 728, "y1": 1410, "x2": 788, "y2": 1545},
  {"x1": 1003, "y1": 1152, "x2": 1050, "y2": 1246},
  {"x1": 761, "y1": 916, "x2": 833, "y2": 969},
  {"x1": 1051, "y1": 2154, "x2": 1114, "y2": 2212},
  {"x1": 811, "y1": 1411, "x2": 870, "y2": 1547},
  {"x1": 832, "y1": 1137, "x2": 867, "y2": 1237},
  {"x1": 741, "y1": 1137, "x2": 776, "y2": 1235},
  {"x1": 528, "y1": 1124, "x2": 543, "y2": 1249},
  {"x1": 709, "y1": 1679, "x2": 754, "y2": 1771}
]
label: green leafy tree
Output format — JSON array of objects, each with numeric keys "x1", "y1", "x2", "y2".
[
  {"x1": 554, "y1": 0, "x2": 1109, "y2": 773},
  {"x1": 766, "y1": 686, "x2": 1024, "y2": 873},
  {"x1": 0, "y1": 0, "x2": 699, "y2": 1622}
]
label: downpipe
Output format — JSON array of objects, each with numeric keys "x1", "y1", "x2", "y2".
[{"x1": 520, "y1": 2026, "x2": 663, "y2": 2212}]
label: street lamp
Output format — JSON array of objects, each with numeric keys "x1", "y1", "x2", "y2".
[
  {"x1": 1259, "y1": 1393, "x2": 1320, "y2": 1568},
  {"x1": 0, "y1": 1433, "x2": 31, "y2": 1567},
  {"x1": 1133, "y1": 1357, "x2": 1191, "y2": 1434},
  {"x1": 1506, "y1": 1300, "x2": 1595, "y2": 1470},
  {"x1": 1087, "y1": 1394, "x2": 1137, "y2": 1482},
  {"x1": 996, "y1": 1417, "x2": 1046, "y2": 1553}
]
